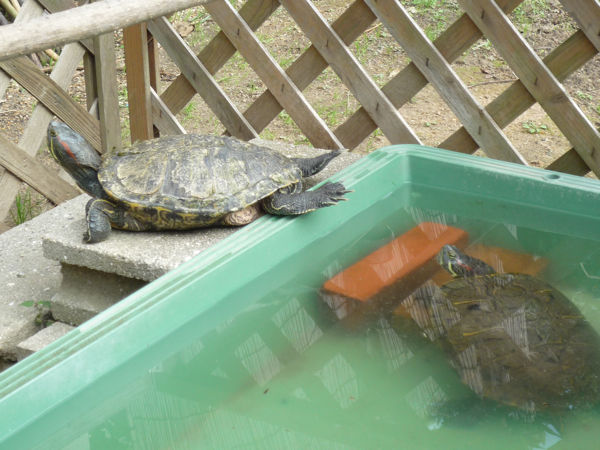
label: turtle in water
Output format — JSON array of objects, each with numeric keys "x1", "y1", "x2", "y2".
[
  {"x1": 404, "y1": 244, "x2": 600, "y2": 421},
  {"x1": 47, "y1": 121, "x2": 350, "y2": 243}
]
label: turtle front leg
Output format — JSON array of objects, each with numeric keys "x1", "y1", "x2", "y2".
[
  {"x1": 84, "y1": 199, "x2": 150, "y2": 243},
  {"x1": 262, "y1": 181, "x2": 350, "y2": 216}
]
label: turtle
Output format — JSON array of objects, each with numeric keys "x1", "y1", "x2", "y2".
[
  {"x1": 47, "y1": 121, "x2": 350, "y2": 243},
  {"x1": 403, "y1": 244, "x2": 600, "y2": 422}
]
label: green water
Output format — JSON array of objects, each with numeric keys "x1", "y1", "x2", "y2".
[{"x1": 70, "y1": 185, "x2": 600, "y2": 450}]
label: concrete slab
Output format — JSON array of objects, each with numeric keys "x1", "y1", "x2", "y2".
[
  {"x1": 42, "y1": 142, "x2": 362, "y2": 281},
  {"x1": 51, "y1": 264, "x2": 146, "y2": 326},
  {"x1": 0, "y1": 194, "x2": 84, "y2": 361},
  {"x1": 0, "y1": 304, "x2": 40, "y2": 360},
  {"x1": 15, "y1": 321, "x2": 75, "y2": 361}
]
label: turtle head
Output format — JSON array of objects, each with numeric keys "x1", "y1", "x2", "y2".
[
  {"x1": 47, "y1": 121, "x2": 108, "y2": 199},
  {"x1": 438, "y1": 245, "x2": 496, "y2": 277}
]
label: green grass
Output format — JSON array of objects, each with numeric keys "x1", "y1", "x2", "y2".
[
  {"x1": 576, "y1": 91, "x2": 593, "y2": 102},
  {"x1": 20, "y1": 300, "x2": 54, "y2": 328},
  {"x1": 11, "y1": 190, "x2": 40, "y2": 226},
  {"x1": 181, "y1": 102, "x2": 197, "y2": 123},
  {"x1": 512, "y1": 0, "x2": 551, "y2": 34},
  {"x1": 522, "y1": 121, "x2": 549, "y2": 134}
]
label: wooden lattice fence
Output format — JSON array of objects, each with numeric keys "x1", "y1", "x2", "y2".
[{"x1": 0, "y1": 0, "x2": 599, "y2": 232}]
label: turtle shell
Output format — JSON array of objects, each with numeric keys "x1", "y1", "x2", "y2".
[
  {"x1": 98, "y1": 134, "x2": 302, "y2": 226},
  {"x1": 408, "y1": 273, "x2": 600, "y2": 413}
]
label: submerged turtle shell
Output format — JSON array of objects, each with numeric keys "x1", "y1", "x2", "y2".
[
  {"x1": 409, "y1": 273, "x2": 600, "y2": 413},
  {"x1": 98, "y1": 134, "x2": 301, "y2": 225}
]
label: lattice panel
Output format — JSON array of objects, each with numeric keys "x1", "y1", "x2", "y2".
[{"x1": 147, "y1": 0, "x2": 600, "y2": 177}]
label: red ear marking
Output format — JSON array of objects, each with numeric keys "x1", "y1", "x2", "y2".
[
  {"x1": 460, "y1": 262, "x2": 472, "y2": 273},
  {"x1": 57, "y1": 137, "x2": 77, "y2": 161}
]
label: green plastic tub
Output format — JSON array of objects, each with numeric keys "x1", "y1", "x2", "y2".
[{"x1": 1, "y1": 145, "x2": 600, "y2": 449}]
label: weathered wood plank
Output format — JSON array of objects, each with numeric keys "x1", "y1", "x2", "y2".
[
  {"x1": 560, "y1": 0, "x2": 600, "y2": 52},
  {"x1": 21, "y1": 42, "x2": 87, "y2": 160},
  {"x1": 205, "y1": 0, "x2": 343, "y2": 149},
  {"x1": 161, "y1": 0, "x2": 279, "y2": 116},
  {"x1": 280, "y1": 0, "x2": 420, "y2": 145},
  {"x1": 546, "y1": 148, "x2": 589, "y2": 176},
  {"x1": 37, "y1": 1, "x2": 101, "y2": 117},
  {"x1": 0, "y1": 0, "x2": 85, "y2": 225},
  {"x1": 365, "y1": 0, "x2": 524, "y2": 163},
  {"x1": 0, "y1": 0, "x2": 219, "y2": 62},
  {"x1": 0, "y1": 41, "x2": 86, "y2": 223},
  {"x1": 93, "y1": 28, "x2": 121, "y2": 153},
  {"x1": 458, "y1": 0, "x2": 600, "y2": 176},
  {"x1": 242, "y1": 0, "x2": 376, "y2": 136},
  {"x1": 151, "y1": 88, "x2": 186, "y2": 136},
  {"x1": 0, "y1": 134, "x2": 79, "y2": 204},
  {"x1": 335, "y1": 0, "x2": 523, "y2": 149},
  {"x1": 147, "y1": 31, "x2": 160, "y2": 95},
  {"x1": 0, "y1": 56, "x2": 102, "y2": 150},
  {"x1": 148, "y1": 16, "x2": 257, "y2": 140},
  {"x1": 123, "y1": 23, "x2": 154, "y2": 142},
  {"x1": 83, "y1": 51, "x2": 98, "y2": 115},
  {"x1": 440, "y1": 31, "x2": 597, "y2": 157}
]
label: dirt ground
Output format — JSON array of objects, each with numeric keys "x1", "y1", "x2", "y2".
[{"x1": 0, "y1": 0, "x2": 599, "y2": 226}]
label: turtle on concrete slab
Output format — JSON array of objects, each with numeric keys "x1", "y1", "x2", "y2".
[
  {"x1": 404, "y1": 244, "x2": 600, "y2": 420},
  {"x1": 47, "y1": 121, "x2": 350, "y2": 243}
]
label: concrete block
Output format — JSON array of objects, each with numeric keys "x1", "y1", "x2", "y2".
[
  {"x1": 0, "y1": 304, "x2": 40, "y2": 360},
  {"x1": 51, "y1": 264, "x2": 146, "y2": 326},
  {"x1": 15, "y1": 322, "x2": 75, "y2": 361}
]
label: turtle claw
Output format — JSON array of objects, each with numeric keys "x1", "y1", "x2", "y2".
[{"x1": 313, "y1": 181, "x2": 351, "y2": 207}]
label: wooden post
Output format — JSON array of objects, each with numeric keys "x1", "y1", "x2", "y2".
[
  {"x1": 123, "y1": 23, "x2": 154, "y2": 143},
  {"x1": 93, "y1": 29, "x2": 121, "y2": 153}
]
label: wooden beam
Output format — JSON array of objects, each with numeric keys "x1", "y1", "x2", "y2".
[
  {"x1": 37, "y1": 0, "x2": 94, "y2": 52},
  {"x1": 36, "y1": 1, "x2": 100, "y2": 118},
  {"x1": 334, "y1": 0, "x2": 523, "y2": 149},
  {"x1": 161, "y1": 0, "x2": 279, "y2": 116},
  {"x1": 365, "y1": 0, "x2": 524, "y2": 163},
  {"x1": 547, "y1": 148, "x2": 589, "y2": 176},
  {"x1": 0, "y1": 0, "x2": 218, "y2": 62},
  {"x1": 458, "y1": 0, "x2": 600, "y2": 176},
  {"x1": 148, "y1": 17, "x2": 257, "y2": 140},
  {"x1": 280, "y1": 0, "x2": 420, "y2": 145},
  {"x1": 151, "y1": 88, "x2": 186, "y2": 136},
  {"x1": 0, "y1": 134, "x2": 79, "y2": 204},
  {"x1": 205, "y1": 0, "x2": 343, "y2": 149},
  {"x1": 147, "y1": 31, "x2": 160, "y2": 94},
  {"x1": 0, "y1": 56, "x2": 101, "y2": 150},
  {"x1": 123, "y1": 23, "x2": 154, "y2": 143},
  {"x1": 93, "y1": 25, "x2": 121, "y2": 153},
  {"x1": 22, "y1": 42, "x2": 88, "y2": 164}
]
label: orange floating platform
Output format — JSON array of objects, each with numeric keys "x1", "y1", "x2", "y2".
[{"x1": 320, "y1": 222, "x2": 469, "y2": 329}]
